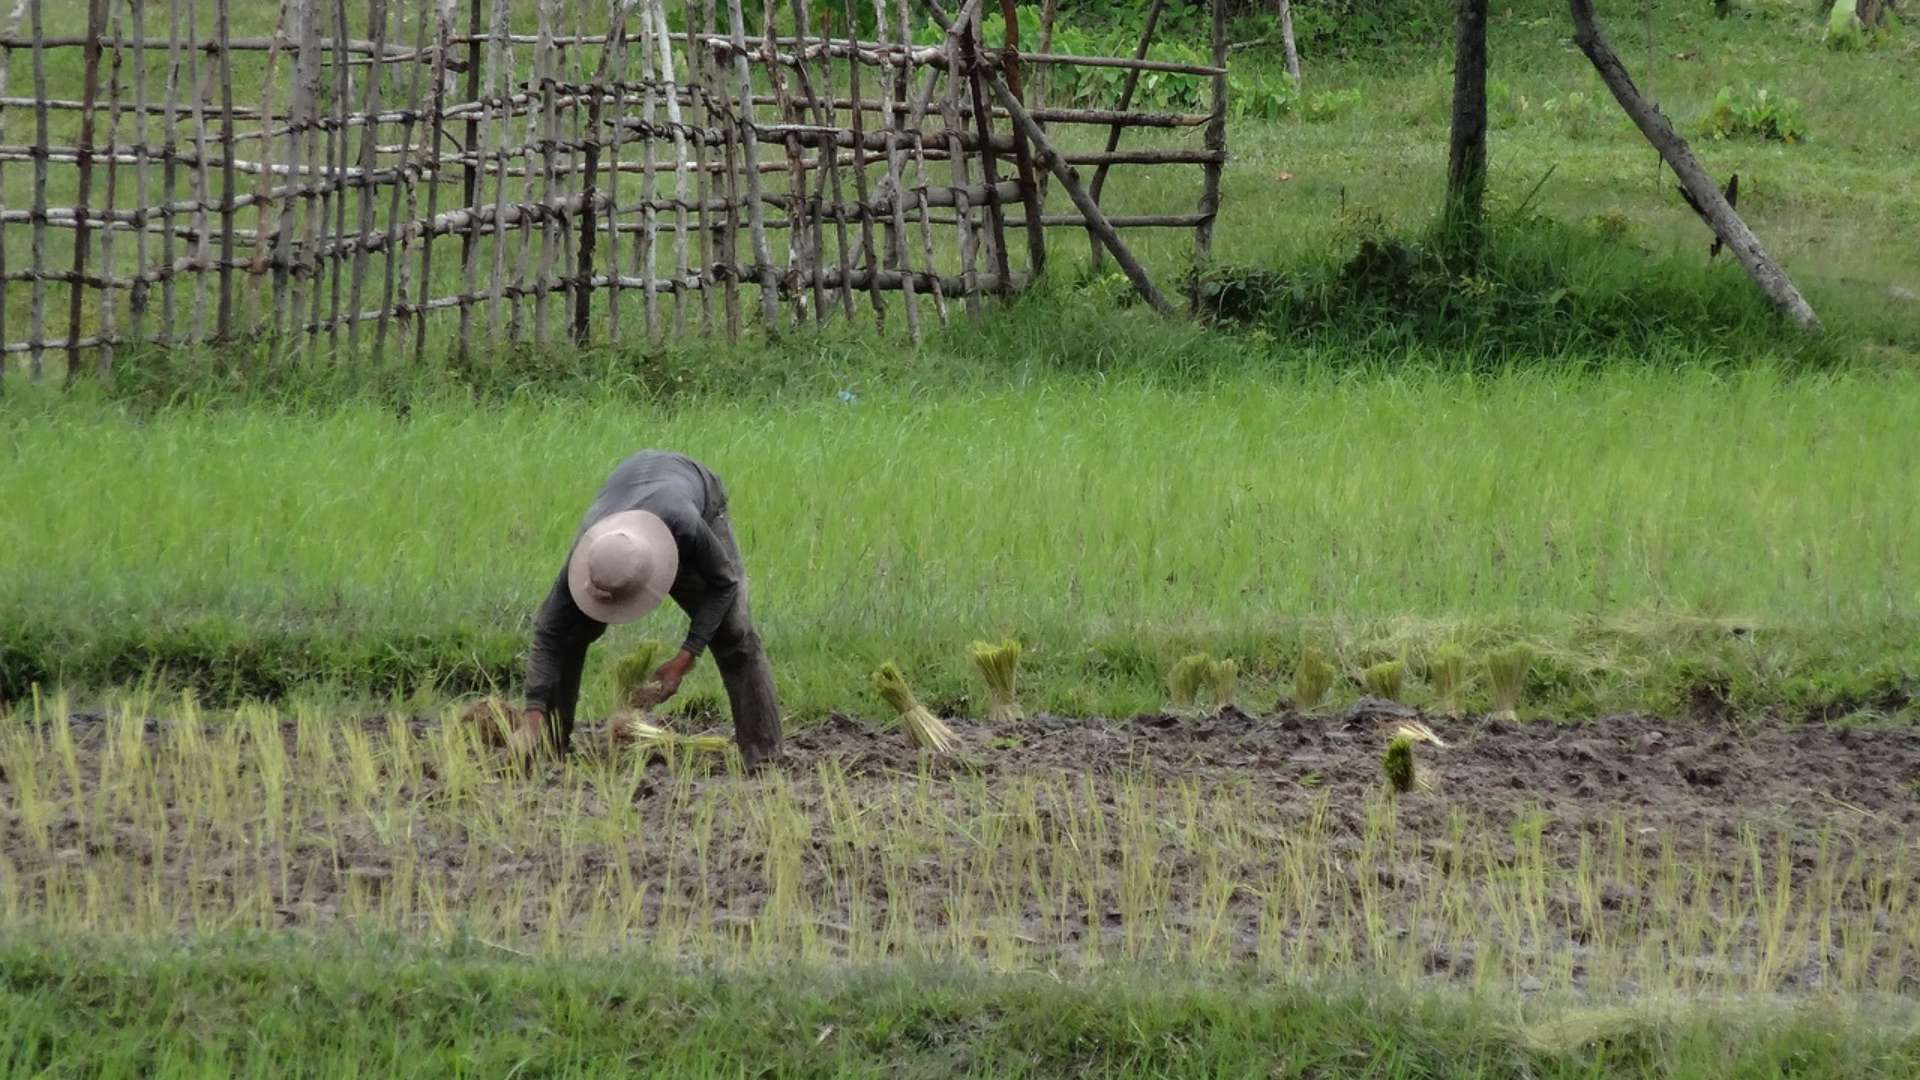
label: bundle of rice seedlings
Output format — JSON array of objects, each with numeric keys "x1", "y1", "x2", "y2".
[
  {"x1": 459, "y1": 696, "x2": 521, "y2": 749},
  {"x1": 1206, "y1": 658, "x2": 1239, "y2": 710},
  {"x1": 1382, "y1": 733, "x2": 1417, "y2": 794},
  {"x1": 1429, "y1": 645, "x2": 1468, "y2": 718},
  {"x1": 608, "y1": 711, "x2": 734, "y2": 756},
  {"x1": 969, "y1": 639, "x2": 1024, "y2": 723},
  {"x1": 1167, "y1": 653, "x2": 1214, "y2": 712},
  {"x1": 1293, "y1": 647, "x2": 1335, "y2": 710},
  {"x1": 1391, "y1": 721, "x2": 1449, "y2": 749},
  {"x1": 1361, "y1": 659, "x2": 1406, "y2": 702},
  {"x1": 611, "y1": 640, "x2": 667, "y2": 709},
  {"x1": 871, "y1": 662, "x2": 957, "y2": 754},
  {"x1": 1486, "y1": 644, "x2": 1534, "y2": 723}
]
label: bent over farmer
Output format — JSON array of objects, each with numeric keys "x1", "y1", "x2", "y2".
[{"x1": 518, "y1": 450, "x2": 782, "y2": 768}]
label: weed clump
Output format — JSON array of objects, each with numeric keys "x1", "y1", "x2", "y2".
[
  {"x1": 1293, "y1": 647, "x2": 1335, "y2": 710},
  {"x1": 1168, "y1": 654, "x2": 1215, "y2": 712},
  {"x1": 1429, "y1": 645, "x2": 1468, "y2": 718},
  {"x1": 1362, "y1": 659, "x2": 1407, "y2": 702},
  {"x1": 872, "y1": 662, "x2": 957, "y2": 754},
  {"x1": 1487, "y1": 644, "x2": 1534, "y2": 723},
  {"x1": 612, "y1": 640, "x2": 666, "y2": 709},
  {"x1": 969, "y1": 639, "x2": 1024, "y2": 724}
]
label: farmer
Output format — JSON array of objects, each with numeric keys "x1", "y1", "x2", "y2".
[{"x1": 516, "y1": 450, "x2": 783, "y2": 769}]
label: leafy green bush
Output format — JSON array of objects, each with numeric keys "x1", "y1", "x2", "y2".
[
  {"x1": 1304, "y1": 87, "x2": 1365, "y2": 122},
  {"x1": 1700, "y1": 86, "x2": 1807, "y2": 143}
]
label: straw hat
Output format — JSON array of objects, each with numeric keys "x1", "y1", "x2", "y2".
[{"x1": 566, "y1": 510, "x2": 679, "y2": 624}]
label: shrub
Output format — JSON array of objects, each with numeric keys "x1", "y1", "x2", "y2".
[{"x1": 1700, "y1": 86, "x2": 1807, "y2": 144}]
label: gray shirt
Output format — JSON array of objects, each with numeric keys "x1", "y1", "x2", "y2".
[{"x1": 524, "y1": 451, "x2": 740, "y2": 723}]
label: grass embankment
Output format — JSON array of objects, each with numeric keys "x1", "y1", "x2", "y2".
[
  {"x1": 3, "y1": 937, "x2": 1917, "y2": 1077},
  {"x1": 4, "y1": 363, "x2": 1917, "y2": 719}
]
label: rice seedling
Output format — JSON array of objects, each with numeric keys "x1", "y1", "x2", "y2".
[
  {"x1": 969, "y1": 639, "x2": 1025, "y2": 723},
  {"x1": 1206, "y1": 658, "x2": 1239, "y2": 711},
  {"x1": 612, "y1": 640, "x2": 667, "y2": 709},
  {"x1": 1487, "y1": 644, "x2": 1535, "y2": 723},
  {"x1": 1293, "y1": 647, "x2": 1336, "y2": 711},
  {"x1": 1429, "y1": 645, "x2": 1468, "y2": 718},
  {"x1": 1382, "y1": 734, "x2": 1417, "y2": 794},
  {"x1": 607, "y1": 712, "x2": 735, "y2": 758},
  {"x1": 1362, "y1": 660, "x2": 1407, "y2": 703},
  {"x1": 1168, "y1": 654, "x2": 1214, "y2": 712},
  {"x1": 871, "y1": 662, "x2": 958, "y2": 754}
]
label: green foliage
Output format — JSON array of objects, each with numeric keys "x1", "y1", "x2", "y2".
[
  {"x1": 1304, "y1": 86, "x2": 1366, "y2": 123},
  {"x1": 1700, "y1": 85, "x2": 1808, "y2": 143}
]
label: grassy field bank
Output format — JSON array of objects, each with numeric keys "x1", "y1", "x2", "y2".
[
  {"x1": 4, "y1": 936, "x2": 1919, "y2": 1077},
  {"x1": 6, "y1": 363, "x2": 1918, "y2": 718}
]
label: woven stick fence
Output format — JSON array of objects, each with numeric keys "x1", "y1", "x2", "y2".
[{"x1": 0, "y1": 0, "x2": 1227, "y2": 381}]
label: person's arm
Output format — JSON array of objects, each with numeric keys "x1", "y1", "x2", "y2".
[
  {"x1": 523, "y1": 568, "x2": 606, "y2": 742},
  {"x1": 675, "y1": 515, "x2": 741, "y2": 659}
]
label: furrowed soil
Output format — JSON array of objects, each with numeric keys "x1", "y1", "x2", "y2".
[{"x1": 7, "y1": 702, "x2": 1920, "y2": 995}]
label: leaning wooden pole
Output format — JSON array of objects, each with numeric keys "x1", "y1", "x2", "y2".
[
  {"x1": 1085, "y1": 0, "x2": 1165, "y2": 271},
  {"x1": 1193, "y1": 0, "x2": 1226, "y2": 277},
  {"x1": 958, "y1": 26, "x2": 1174, "y2": 314},
  {"x1": 1568, "y1": 0, "x2": 1819, "y2": 331}
]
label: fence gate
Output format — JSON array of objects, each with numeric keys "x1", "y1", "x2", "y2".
[{"x1": 0, "y1": 0, "x2": 1227, "y2": 378}]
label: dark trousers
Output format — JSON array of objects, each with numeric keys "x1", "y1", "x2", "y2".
[{"x1": 686, "y1": 510, "x2": 783, "y2": 767}]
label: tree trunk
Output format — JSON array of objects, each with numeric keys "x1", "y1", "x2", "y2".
[
  {"x1": 1444, "y1": 0, "x2": 1489, "y2": 240},
  {"x1": 1568, "y1": 0, "x2": 1821, "y2": 331},
  {"x1": 1275, "y1": 0, "x2": 1300, "y2": 85}
]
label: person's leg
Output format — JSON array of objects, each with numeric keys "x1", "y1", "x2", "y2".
[{"x1": 703, "y1": 511, "x2": 783, "y2": 767}]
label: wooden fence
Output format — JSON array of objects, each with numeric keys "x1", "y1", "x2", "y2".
[{"x1": 0, "y1": 0, "x2": 1226, "y2": 380}]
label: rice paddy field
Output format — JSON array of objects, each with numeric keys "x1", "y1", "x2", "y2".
[{"x1": 5, "y1": 0, "x2": 1920, "y2": 1074}]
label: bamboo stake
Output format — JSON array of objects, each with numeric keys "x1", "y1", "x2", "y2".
[
  {"x1": 601, "y1": 0, "x2": 629, "y2": 341},
  {"x1": 1087, "y1": 0, "x2": 1163, "y2": 272},
  {"x1": 648, "y1": 0, "x2": 693, "y2": 336},
  {"x1": 868, "y1": 0, "x2": 919, "y2": 340},
  {"x1": 96, "y1": 0, "x2": 129, "y2": 374},
  {"x1": 125, "y1": 0, "x2": 150, "y2": 344},
  {"x1": 64, "y1": 0, "x2": 107, "y2": 382},
  {"x1": 485, "y1": 0, "x2": 512, "y2": 339},
  {"x1": 275, "y1": 0, "x2": 318, "y2": 342},
  {"x1": 28, "y1": 0, "x2": 49, "y2": 374},
  {"x1": 795, "y1": 0, "x2": 854, "y2": 322},
  {"x1": 960, "y1": 7, "x2": 1009, "y2": 287},
  {"x1": 455, "y1": 0, "x2": 481, "y2": 357},
  {"x1": 934, "y1": 0, "x2": 980, "y2": 318},
  {"x1": 380, "y1": 0, "x2": 428, "y2": 360},
  {"x1": 0, "y1": 0, "x2": 23, "y2": 380},
  {"x1": 841, "y1": 0, "x2": 885, "y2": 329},
  {"x1": 764, "y1": 0, "x2": 815, "y2": 327},
  {"x1": 571, "y1": 1, "x2": 605, "y2": 346},
  {"x1": 681, "y1": 0, "x2": 715, "y2": 333},
  {"x1": 1193, "y1": 0, "x2": 1225, "y2": 280},
  {"x1": 346, "y1": 0, "x2": 388, "y2": 358},
  {"x1": 243, "y1": 0, "x2": 291, "y2": 335},
  {"x1": 530, "y1": 0, "x2": 557, "y2": 345},
  {"x1": 725, "y1": 0, "x2": 779, "y2": 330},
  {"x1": 214, "y1": 0, "x2": 238, "y2": 341},
  {"x1": 184, "y1": 0, "x2": 212, "y2": 342},
  {"x1": 636, "y1": 2, "x2": 660, "y2": 338},
  {"x1": 997, "y1": 0, "x2": 1045, "y2": 280},
  {"x1": 414, "y1": 0, "x2": 453, "y2": 361},
  {"x1": 298, "y1": 0, "x2": 329, "y2": 362},
  {"x1": 709, "y1": 0, "x2": 743, "y2": 337},
  {"x1": 895, "y1": 0, "x2": 945, "y2": 326},
  {"x1": 316, "y1": 0, "x2": 350, "y2": 357}
]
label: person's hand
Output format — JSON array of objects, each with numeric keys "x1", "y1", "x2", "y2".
[
  {"x1": 508, "y1": 706, "x2": 548, "y2": 761},
  {"x1": 647, "y1": 650, "x2": 698, "y2": 705}
]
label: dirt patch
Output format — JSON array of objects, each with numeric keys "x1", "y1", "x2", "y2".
[{"x1": 8, "y1": 703, "x2": 1920, "y2": 993}]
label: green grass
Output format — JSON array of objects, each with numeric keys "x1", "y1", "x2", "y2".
[
  {"x1": 5, "y1": 359, "x2": 1917, "y2": 718},
  {"x1": 3, "y1": 936, "x2": 1918, "y2": 1077}
]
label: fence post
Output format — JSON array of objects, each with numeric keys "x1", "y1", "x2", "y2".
[
  {"x1": 64, "y1": 0, "x2": 108, "y2": 384},
  {"x1": 1193, "y1": 0, "x2": 1227, "y2": 297}
]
